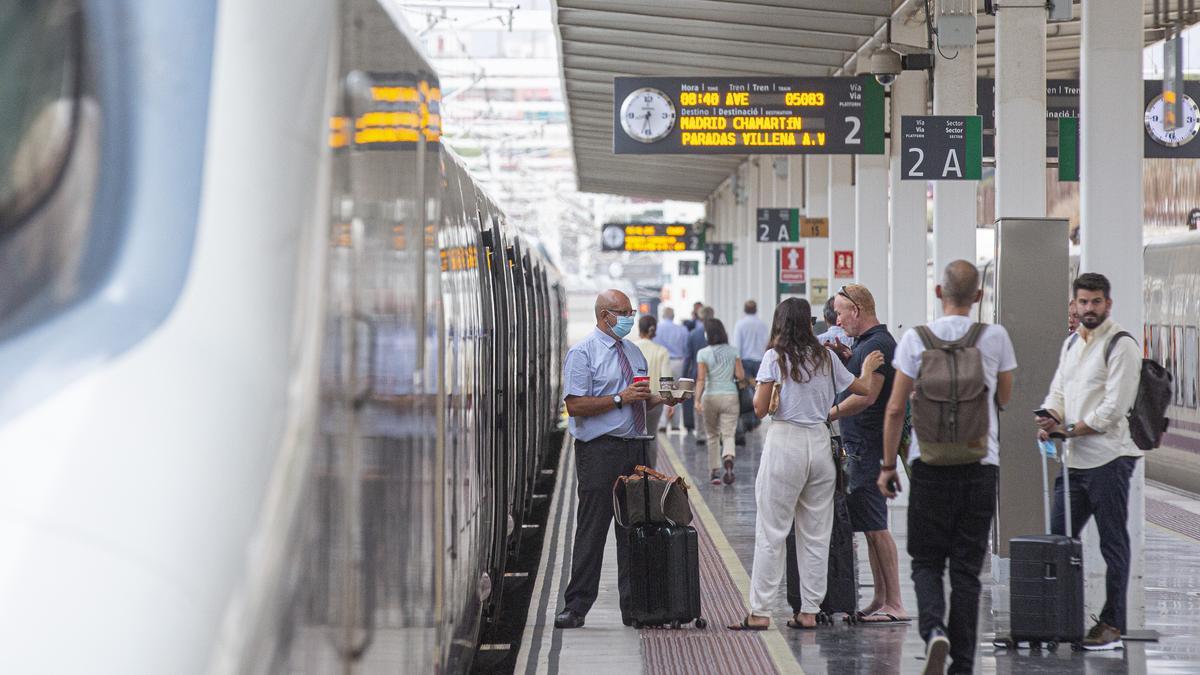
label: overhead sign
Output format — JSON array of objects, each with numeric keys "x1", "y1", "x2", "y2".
[
  {"x1": 678, "y1": 260, "x2": 700, "y2": 276},
  {"x1": 977, "y1": 78, "x2": 1079, "y2": 158},
  {"x1": 600, "y1": 223, "x2": 705, "y2": 252},
  {"x1": 755, "y1": 209, "x2": 828, "y2": 241},
  {"x1": 901, "y1": 116, "x2": 983, "y2": 181},
  {"x1": 779, "y1": 246, "x2": 806, "y2": 283},
  {"x1": 705, "y1": 242, "x2": 734, "y2": 266},
  {"x1": 833, "y1": 250, "x2": 855, "y2": 279},
  {"x1": 613, "y1": 76, "x2": 885, "y2": 155}
]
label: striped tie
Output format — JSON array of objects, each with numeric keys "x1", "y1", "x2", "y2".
[{"x1": 614, "y1": 343, "x2": 647, "y2": 435}]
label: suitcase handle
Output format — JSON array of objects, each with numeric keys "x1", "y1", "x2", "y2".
[{"x1": 1040, "y1": 432, "x2": 1072, "y2": 536}]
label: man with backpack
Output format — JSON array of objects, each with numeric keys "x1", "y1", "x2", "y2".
[
  {"x1": 1034, "y1": 272, "x2": 1147, "y2": 651},
  {"x1": 879, "y1": 260, "x2": 1016, "y2": 674}
]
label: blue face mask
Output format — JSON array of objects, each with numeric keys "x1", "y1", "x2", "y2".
[
  {"x1": 1038, "y1": 438, "x2": 1058, "y2": 458},
  {"x1": 609, "y1": 312, "x2": 635, "y2": 338}
]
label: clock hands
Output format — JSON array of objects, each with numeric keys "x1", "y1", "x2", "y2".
[{"x1": 641, "y1": 108, "x2": 653, "y2": 135}]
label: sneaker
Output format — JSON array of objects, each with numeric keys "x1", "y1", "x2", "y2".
[
  {"x1": 710, "y1": 469, "x2": 722, "y2": 486},
  {"x1": 1081, "y1": 616, "x2": 1123, "y2": 651},
  {"x1": 922, "y1": 627, "x2": 950, "y2": 674},
  {"x1": 722, "y1": 456, "x2": 735, "y2": 485}
]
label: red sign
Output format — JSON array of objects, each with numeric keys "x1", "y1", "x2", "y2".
[
  {"x1": 779, "y1": 246, "x2": 806, "y2": 283},
  {"x1": 834, "y1": 250, "x2": 855, "y2": 279}
]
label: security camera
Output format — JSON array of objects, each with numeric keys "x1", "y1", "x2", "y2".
[{"x1": 869, "y1": 47, "x2": 902, "y2": 86}]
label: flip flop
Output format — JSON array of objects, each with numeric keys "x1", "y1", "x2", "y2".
[
  {"x1": 727, "y1": 616, "x2": 769, "y2": 631},
  {"x1": 786, "y1": 616, "x2": 818, "y2": 630},
  {"x1": 857, "y1": 611, "x2": 911, "y2": 624}
]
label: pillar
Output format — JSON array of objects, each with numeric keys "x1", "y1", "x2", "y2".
[
  {"x1": 1080, "y1": 0, "x2": 1146, "y2": 630},
  {"x1": 804, "y1": 156, "x2": 830, "y2": 305},
  {"x1": 888, "y1": 31, "x2": 929, "y2": 334},
  {"x1": 828, "y1": 155, "x2": 856, "y2": 303},
  {"x1": 931, "y1": 0, "x2": 978, "y2": 290},
  {"x1": 994, "y1": 3, "x2": 1046, "y2": 218},
  {"x1": 855, "y1": 153, "x2": 889, "y2": 320}
]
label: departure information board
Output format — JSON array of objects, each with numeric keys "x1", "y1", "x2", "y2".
[
  {"x1": 600, "y1": 223, "x2": 705, "y2": 252},
  {"x1": 614, "y1": 76, "x2": 885, "y2": 155}
]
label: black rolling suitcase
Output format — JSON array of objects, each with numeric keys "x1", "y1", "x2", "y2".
[
  {"x1": 821, "y1": 489, "x2": 859, "y2": 623},
  {"x1": 627, "y1": 524, "x2": 707, "y2": 629},
  {"x1": 1004, "y1": 432, "x2": 1083, "y2": 649}
]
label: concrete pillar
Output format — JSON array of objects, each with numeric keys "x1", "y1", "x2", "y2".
[
  {"x1": 932, "y1": 0, "x2": 978, "y2": 291},
  {"x1": 994, "y1": 4, "x2": 1046, "y2": 218},
  {"x1": 1080, "y1": 0, "x2": 1146, "y2": 630},
  {"x1": 828, "y1": 156, "x2": 856, "y2": 301},
  {"x1": 855, "y1": 153, "x2": 889, "y2": 320},
  {"x1": 768, "y1": 156, "x2": 789, "y2": 316},
  {"x1": 804, "y1": 156, "x2": 830, "y2": 305},
  {"x1": 889, "y1": 63, "x2": 929, "y2": 335}
]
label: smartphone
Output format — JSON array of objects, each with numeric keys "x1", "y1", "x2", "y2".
[{"x1": 1034, "y1": 408, "x2": 1058, "y2": 422}]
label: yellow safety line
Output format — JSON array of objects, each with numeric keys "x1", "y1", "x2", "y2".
[{"x1": 658, "y1": 432, "x2": 806, "y2": 675}]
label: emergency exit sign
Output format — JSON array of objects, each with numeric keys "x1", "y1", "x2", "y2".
[{"x1": 901, "y1": 116, "x2": 982, "y2": 181}]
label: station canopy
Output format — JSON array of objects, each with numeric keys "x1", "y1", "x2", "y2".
[{"x1": 552, "y1": 0, "x2": 1175, "y2": 202}]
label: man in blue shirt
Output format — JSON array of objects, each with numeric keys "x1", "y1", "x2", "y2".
[
  {"x1": 816, "y1": 296, "x2": 854, "y2": 349},
  {"x1": 654, "y1": 307, "x2": 690, "y2": 431},
  {"x1": 828, "y1": 284, "x2": 907, "y2": 623},
  {"x1": 732, "y1": 300, "x2": 768, "y2": 378},
  {"x1": 554, "y1": 289, "x2": 675, "y2": 629},
  {"x1": 682, "y1": 306, "x2": 713, "y2": 433}
]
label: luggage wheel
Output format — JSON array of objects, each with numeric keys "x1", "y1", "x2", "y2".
[
  {"x1": 670, "y1": 620, "x2": 682, "y2": 629},
  {"x1": 992, "y1": 637, "x2": 1014, "y2": 649},
  {"x1": 632, "y1": 620, "x2": 643, "y2": 629},
  {"x1": 694, "y1": 618, "x2": 707, "y2": 629},
  {"x1": 1045, "y1": 641, "x2": 1059, "y2": 651},
  {"x1": 841, "y1": 612, "x2": 858, "y2": 625}
]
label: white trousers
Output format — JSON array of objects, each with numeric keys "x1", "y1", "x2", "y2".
[{"x1": 748, "y1": 421, "x2": 836, "y2": 615}]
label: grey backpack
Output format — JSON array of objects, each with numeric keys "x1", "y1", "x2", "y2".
[{"x1": 911, "y1": 323, "x2": 990, "y2": 465}]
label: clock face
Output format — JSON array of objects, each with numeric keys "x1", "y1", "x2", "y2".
[
  {"x1": 1144, "y1": 94, "x2": 1200, "y2": 148},
  {"x1": 620, "y1": 88, "x2": 676, "y2": 143},
  {"x1": 602, "y1": 224, "x2": 626, "y2": 250}
]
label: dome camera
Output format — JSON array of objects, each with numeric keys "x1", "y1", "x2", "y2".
[{"x1": 869, "y1": 47, "x2": 902, "y2": 86}]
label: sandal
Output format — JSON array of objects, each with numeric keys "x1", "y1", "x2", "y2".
[
  {"x1": 857, "y1": 610, "x2": 911, "y2": 624},
  {"x1": 722, "y1": 456, "x2": 735, "y2": 485},
  {"x1": 727, "y1": 616, "x2": 769, "y2": 631},
  {"x1": 786, "y1": 613, "x2": 818, "y2": 630},
  {"x1": 710, "y1": 469, "x2": 722, "y2": 486}
]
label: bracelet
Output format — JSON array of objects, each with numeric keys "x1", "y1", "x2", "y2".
[{"x1": 880, "y1": 463, "x2": 897, "y2": 471}]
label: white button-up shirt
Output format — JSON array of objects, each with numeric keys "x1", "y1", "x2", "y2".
[{"x1": 1042, "y1": 318, "x2": 1144, "y2": 469}]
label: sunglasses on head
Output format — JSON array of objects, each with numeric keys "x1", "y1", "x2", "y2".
[{"x1": 837, "y1": 286, "x2": 860, "y2": 312}]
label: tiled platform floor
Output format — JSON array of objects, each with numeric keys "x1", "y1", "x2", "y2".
[{"x1": 519, "y1": 421, "x2": 1200, "y2": 674}]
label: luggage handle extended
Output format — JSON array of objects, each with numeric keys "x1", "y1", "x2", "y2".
[{"x1": 1041, "y1": 431, "x2": 1071, "y2": 536}]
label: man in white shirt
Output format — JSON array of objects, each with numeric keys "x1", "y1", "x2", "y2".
[
  {"x1": 1035, "y1": 272, "x2": 1142, "y2": 651},
  {"x1": 632, "y1": 314, "x2": 673, "y2": 461},
  {"x1": 654, "y1": 307, "x2": 689, "y2": 431},
  {"x1": 732, "y1": 300, "x2": 768, "y2": 377},
  {"x1": 879, "y1": 261, "x2": 1017, "y2": 675}
]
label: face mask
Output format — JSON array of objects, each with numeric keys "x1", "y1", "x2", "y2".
[
  {"x1": 1038, "y1": 438, "x2": 1058, "y2": 459},
  {"x1": 609, "y1": 312, "x2": 635, "y2": 338}
]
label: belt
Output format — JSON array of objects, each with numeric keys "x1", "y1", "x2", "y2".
[{"x1": 581, "y1": 434, "x2": 651, "y2": 445}]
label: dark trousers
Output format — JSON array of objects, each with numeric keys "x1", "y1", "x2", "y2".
[
  {"x1": 1051, "y1": 455, "x2": 1137, "y2": 632},
  {"x1": 785, "y1": 526, "x2": 803, "y2": 613},
  {"x1": 908, "y1": 461, "x2": 997, "y2": 675},
  {"x1": 562, "y1": 436, "x2": 648, "y2": 618}
]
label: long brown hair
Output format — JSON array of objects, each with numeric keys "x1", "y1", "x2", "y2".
[{"x1": 768, "y1": 297, "x2": 829, "y2": 383}]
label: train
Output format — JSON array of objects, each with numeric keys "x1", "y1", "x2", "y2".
[
  {"x1": 979, "y1": 231, "x2": 1200, "y2": 495},
  {"x1": 0, "y1": 1, "x2": 565, "y2": 673}
]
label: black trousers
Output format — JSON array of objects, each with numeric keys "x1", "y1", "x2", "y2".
[
  {"x1": 1051, "y1": 455, "x2": 1137, "y2": 632},
  {"x1": 908, "y1": 461, "x2": 997, "y2": 675},
  {"x1": 562, "y1": 435, "x2": 648, "y2": 618}
]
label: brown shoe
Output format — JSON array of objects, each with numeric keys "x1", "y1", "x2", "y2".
[{"x1": 1081, "y1": 616, "x2": 1122, "y2": 651}]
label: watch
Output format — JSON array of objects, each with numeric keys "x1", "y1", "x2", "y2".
[
  {"x1": 1065, "y1": 422, "x2": 1077, "y2": 437},
  {"x1": 613, "y1": 394, "x2": 623, "y2": 410}
]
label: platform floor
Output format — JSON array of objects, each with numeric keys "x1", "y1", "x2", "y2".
[{"x1": 517, "y1": 421, "x2": 1200, "y2": 674}]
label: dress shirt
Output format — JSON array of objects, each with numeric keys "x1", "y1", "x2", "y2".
[
  {"x1": 1041, "y1": 318, "x2": 1143, "y2": 469},
  {"x1": 563, "y1": 327, "x2": 650, "y2": 441},
  {"x1": 733, "y1": 314, "x2": 769, "y2": 362},
  {"x1": 816, "y1": 325, "x2": 854, "y2": 348},
  {"x1": 653, "y1": 318, "x2": 689, "y2": 359}
]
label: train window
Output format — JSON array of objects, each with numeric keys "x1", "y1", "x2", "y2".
[{"x1": 0, "y1": 0, "x2": 80, "y2": 231}]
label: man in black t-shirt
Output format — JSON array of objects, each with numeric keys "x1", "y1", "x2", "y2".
[{"x1": 828, "y1": 284, "x2": 908, "y2": 623}]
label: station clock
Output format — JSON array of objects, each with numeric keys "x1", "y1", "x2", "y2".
[
  {"x1": 619, "y1": 87, "x2": 676, "y2": 143},
  {"x1": 1144, "y1": 93, "x2": 1200, "y2": 148}
]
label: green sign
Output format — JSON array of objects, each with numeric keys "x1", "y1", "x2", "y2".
[
  {"x1": 1058, "y1": 117, "x2": 1079, "y2": 182},
  {"x1": 705, "y1": 242, "x2": 734, "y2": 266},
  {"x1": 901, "y1": 116, "x2": 983, "y2": 181}
]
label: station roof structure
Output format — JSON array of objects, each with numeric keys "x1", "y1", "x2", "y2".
[{"x1": 551, "y1": 0, "x2": 1175, "y2": 201}]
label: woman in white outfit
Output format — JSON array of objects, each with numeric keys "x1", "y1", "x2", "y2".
[{"x1": 728, "y1": 298, "x2": 882, "y2": 631}]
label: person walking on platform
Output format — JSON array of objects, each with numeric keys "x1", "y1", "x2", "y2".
[
  {"x1": 654, "y1": 307, "x2": 689, "y2": 430},
  {"x1": 694, "y1": 318, "x2": 744, "y2": 485},
  {"x1": 1035, "y1": 272, "x2": 1143, "y2": 651},
  {"x1": 632, "y1": 315, "x2": 671, "y2": 463},
  {"x1": 554, "y1": 290, "x2": 676, "y2": 630},
  {"x1": 733, "y1": 300, "x2": 768, "y2": 381},
  {"x1": 829, "y1": 284, "x2": 906, "y2": 623},
  {"x1": 879, "y1": 261, "x2": 1016, "y2": 674},
  {"x1": 728, "y1": 298, "x2": 883, "y2": 632},
  {"x1": 682, "y1": 306, "x2": 714, "y2": 435},
  {"x1": 817, "y1": 297, "x2": 854, "y2": 349},
  {"x1": 684, "y1": 301, "x2": 704, "y2": 331}
]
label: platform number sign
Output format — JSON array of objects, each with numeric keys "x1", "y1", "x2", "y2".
[
  {"x1": 678, "y1": 260, "x2": 700, "y2": 276},
  {"x1": 757, "y1": 208, "x2": 828, "y2": 241},
  {"x1": 901, "y1": 116, "x2": 982, "y2": 181},
  {"x1": 705, "y1": 242, "x2": 734, "y2": 266}
]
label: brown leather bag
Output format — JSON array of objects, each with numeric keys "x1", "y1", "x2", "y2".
[{"x1": 613, "y1": 465, "x2": 693, "y2": 527}]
